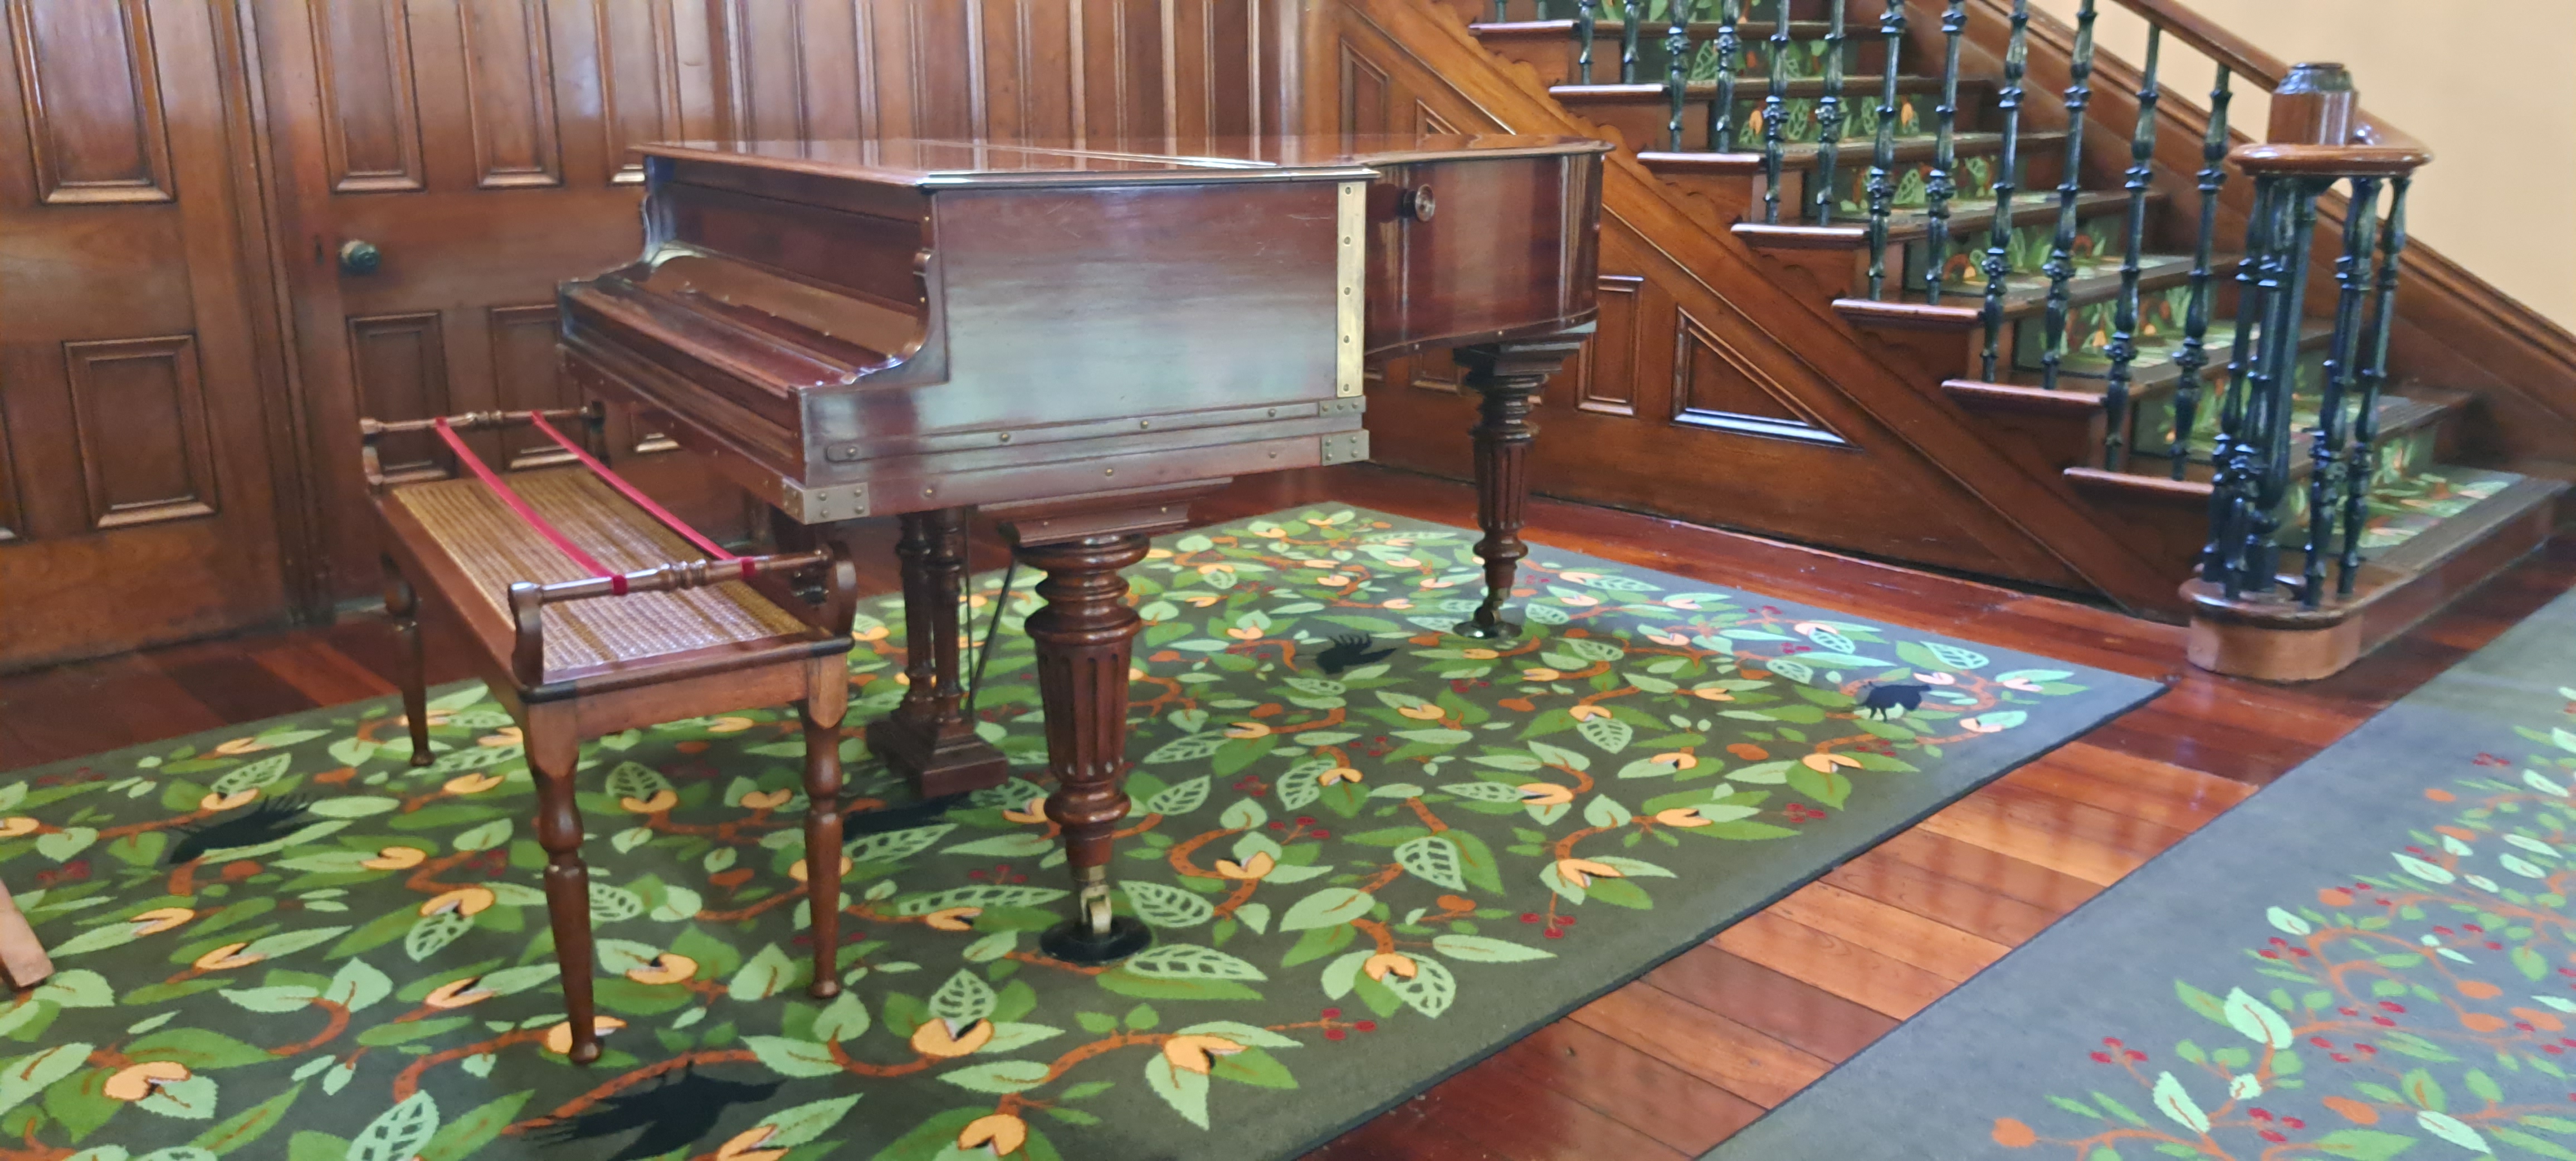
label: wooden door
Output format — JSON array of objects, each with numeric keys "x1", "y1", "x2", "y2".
[
  {"x1": 0, "y1": 0, "x2": 300, "y2": 669},
  {"x1": 253, "y1": 0, "x2": 738, "y2": 601}
]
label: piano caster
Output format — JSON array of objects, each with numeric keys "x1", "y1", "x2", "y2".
[{"x1": 1041, "y1": 879, "x2": 1152, "y2": 965}]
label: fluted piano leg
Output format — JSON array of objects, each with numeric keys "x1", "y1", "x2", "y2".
[
  {"x1": 1453, "y1": 330, "x2": 1591, "y2": 641},
  {"x1": 1012, "y1": 531, "x2": 1155, "y2": 965}
]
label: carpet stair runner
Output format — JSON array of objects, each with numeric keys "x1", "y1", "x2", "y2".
[{"x1": 1454, "y1": 0, "x2": 2565, "y2": 648}]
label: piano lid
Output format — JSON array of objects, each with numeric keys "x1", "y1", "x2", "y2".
[{"x1": 635, "y1": 134, "x2": 1608, "y2": 189}]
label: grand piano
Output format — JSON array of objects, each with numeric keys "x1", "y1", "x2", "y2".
[{"x1": 558, "y1": 134, "x2": 1607, "y2": 963}]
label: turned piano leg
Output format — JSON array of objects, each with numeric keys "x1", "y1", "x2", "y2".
[
  {"x1": 1010, "y1": 531, "x2": 1155, "y2": 965},
  {"x1": 872, "y1": 507, "x2": 1010, "y2": 798},
  {"x1": 1453, "y1": 331, "x2": 1591, "y2": 640}
]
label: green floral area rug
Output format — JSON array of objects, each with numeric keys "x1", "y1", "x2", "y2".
[
  {"x1": 1707, "y1": 578, "x2": 2576, "y2": 1160},
  {"x1": 2, "y1": 505, "x2": 2159, "y2": 1161}
]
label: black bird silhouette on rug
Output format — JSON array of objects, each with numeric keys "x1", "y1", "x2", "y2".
[
  {"x1": 1856, "y1": 681, "x2": 1931, "y2": 720},
  {"x1": 1315, "y1": 633, "x2": 1396, "y2": 675},
  {"x1": 530, "y1": 1067, "x2": 786, "y2": 1160},
  {"x1": 165, "y1": 796, "x2": 315, "y2": 866}
]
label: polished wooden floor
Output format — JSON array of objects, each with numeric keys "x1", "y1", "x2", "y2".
[{"x1": 6, "y1": 465, "x2": 2571, "y2": 1159}]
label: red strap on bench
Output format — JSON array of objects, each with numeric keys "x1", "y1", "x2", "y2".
[
  {"x1": 432, "y1": 418, "x2": 630, "y2": 594},
  {"x1": 526, "y1": 412, "x2": 740, "y2": 567}
]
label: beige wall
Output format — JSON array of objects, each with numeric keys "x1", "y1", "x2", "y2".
[{"x1": 2031, "y1": 0, "x2": 2576, "y2": 332}]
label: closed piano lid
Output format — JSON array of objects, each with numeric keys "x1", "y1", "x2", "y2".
[{"x1": 633, "y1": 134, "x2": 1608, "y2": 189}]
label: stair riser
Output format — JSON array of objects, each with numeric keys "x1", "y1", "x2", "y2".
[{"x1": 1901, "y1": 204, "x2": 2110, "y2": 290}]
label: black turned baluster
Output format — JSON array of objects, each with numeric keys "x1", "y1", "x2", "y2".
[
  {"x1": 1812, "y1": 1, "x2": 1847, "y2": 222},
  {"x1": 1919, "y1": 1, "x2": 1966, "y2": 303},
  {"x1": 2306, "y1": 175, "x2": 2383, "y2": 606},
  {"x1": 1620, "y1": 0, "x2": 1642, "y2": 84},
  {"x1": 2205, "y1": 181, "x2": 2281, "y2": 591},
  {"x1": 1760, "y1": 0, "x2": 1790, "y2": 223},
  {"x1": 1577, "y1": 1, "x2": 1599, "y2": 84},
  {"x1": 2167, "y1": 66, "x2": 2233, "y2": 480},
  {"x1": 2099, "y1": 26, "x2": 2160, "y2": 470},
  {"x1": 1708, "y1": 0, "x2": 1741, "y2": 152},
  {"x1": 2340, "y1": 176, "x2": 2410, "y2": 596},
  {"x1": 1977, "y1": 0, "x2": 2031, "y2": 376},
  {"x1": 1667, "y1": 2, "x2": 1692, "y2": 150},
  {"x1": 1863, "y1": 0, "x2": 1905, "y2": 297},
  {"x1": 2036, "y1": 0, "x2": 2097, "y2": 391},
  {"x1": 2242, "y1": 178, "x2": 2324, "y2": 599},
  {"x1": 1495, "y1": 0, "x2": 1510, "y2": 21}
]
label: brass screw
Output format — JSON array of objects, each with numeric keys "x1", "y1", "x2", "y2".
[
  {"x1": 998, "y1": 432, "x2": 1012, "y2": 443},
  {"x1": 1139, "y1": 419, "x2": 1151, "y2": 429}
]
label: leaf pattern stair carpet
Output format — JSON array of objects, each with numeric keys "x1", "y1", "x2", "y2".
[{"x1": 1, "y1": 506, "x2": 2159, "y2": 1161}]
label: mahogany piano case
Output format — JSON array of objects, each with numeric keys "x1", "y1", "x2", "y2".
[{"x1": 557, "y1": 135, "x2": 1606, "y2": 525}]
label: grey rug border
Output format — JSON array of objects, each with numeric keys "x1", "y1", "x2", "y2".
[{"x1": 0, "y1": 505, "x2": 2174, "y2": 1159}]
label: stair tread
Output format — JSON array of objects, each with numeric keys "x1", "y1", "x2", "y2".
[
  {"x1": 1476, "y1": 18, "x2": 1846, "y2": 38},
  {"x1": 1556, "y1": 75, "x2": 1977, "y2": 102},
  {"x1": 1641, "y1": 130, "x2": 2063, "y2": 174},
  {"x1": 2131, "y1": 391, "x2": 2454, "y2": 475},
  {"x1": 2359, "y1": 467, "x2": 2562, "y2": 572}
]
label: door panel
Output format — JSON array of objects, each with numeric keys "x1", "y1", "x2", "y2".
[{"x1": 0, "y1": 0, "x2": 292, "y2": 668}]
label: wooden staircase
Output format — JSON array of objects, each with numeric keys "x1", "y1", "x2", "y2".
[{"x1": 1340, "y1": 0, "x2": 2573, "y2": 680}]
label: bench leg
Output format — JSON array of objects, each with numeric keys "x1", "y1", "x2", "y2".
[
  {"x1": 383, "y1": 557, "x2": 433, "y2": 767},
  {"x1": 800, "y1": 656, "x2": 848, "y2": 998},
  {"x1": 528, "y1": 708, "x2": 599, "y2": 1064},
  {"x1": 0, "y1": 879, "x2": 48, "y2": 990}
]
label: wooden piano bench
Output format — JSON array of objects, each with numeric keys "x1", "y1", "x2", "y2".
[{"x1": 364, "y1": 407, "x2": 858, "y2": 1064}]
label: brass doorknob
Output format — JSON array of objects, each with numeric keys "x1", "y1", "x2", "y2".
[{"x1": 338, "y1": 239, "x2": 382, "y2": 275}]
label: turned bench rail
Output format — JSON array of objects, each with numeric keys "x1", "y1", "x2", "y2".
[{"x1": 364, "y1": 404, "x2": 858, "y2": 1063}]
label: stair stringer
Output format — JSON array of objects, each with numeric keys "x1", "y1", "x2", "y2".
[{"x1": 1334, "y1": 0, "x2": 2188, "y2": 617}]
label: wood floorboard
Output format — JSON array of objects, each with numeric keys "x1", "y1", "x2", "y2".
[
  {"x1": 5, "y1": 465, "x2": 2572, "y2": 1158},
  {"x1": 1712, "y1": 911, "x2": 1959, "y2": 1020},
  {"x1": 1640, "y1": 945, "x2": 1900, "y2": 1063},
  {"x1": 1860, "y1": 827, "x2": 2105, "y2": 916},
  {"x1": 1486, "y1": 1021, "x2": 1765, "y2": 1155},
  {"x1": 1566, "y1": 983, "x2": 1833, "y2": 1108},
  {"x1": 1760, "y1": 881, "x2": 2011, "y2": 984},
  {"x1": 1820, "y1": 844, "x2": 2068, "y2": 946}
]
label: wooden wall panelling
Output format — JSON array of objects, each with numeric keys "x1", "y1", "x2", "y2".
[
  {"x1": 62, "y1": 335, "x2": 220, "y2": 529},
  {"x1": 458, "y1": 0, "x2": 563, "y2": 188},
  {"x1": 1574, "y1": 275, "x2": 1644, "y2": 416},
  {"x1": 594, "y1": 0, "x2": 723, "y2": 184},
  {"x1": 345, "y1": 312, "x2": 450, "y2": 481},
  {"x1": 0, "y1": 408, "x2": 21, "y2": 542},
  {"x1": 0, "y1": 0, "x2": 294, "y2": 669},
  {"x1": 6, "y1": 0, "x2": 174, "y2": 203},
  {"x1": 309, "y1": 0, "x2": 424, "y2": 192},
  {"x1": 1671, "y1": 312, "x2": 1848, "y2": 447},
  {"x1": 487, "y1": 303, "x2": 572, "y2": 468}
]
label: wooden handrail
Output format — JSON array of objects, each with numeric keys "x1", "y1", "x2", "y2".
[
  {"x1": 2100, "y1": 0, "x2": 2287, "y2": 90},
  {"x1": 2231, "y1": 142, "x2": 2432, "y2": 179},
  {"x1": 2097, "y1": 0, "x2": 2428, "y2": 156}
]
